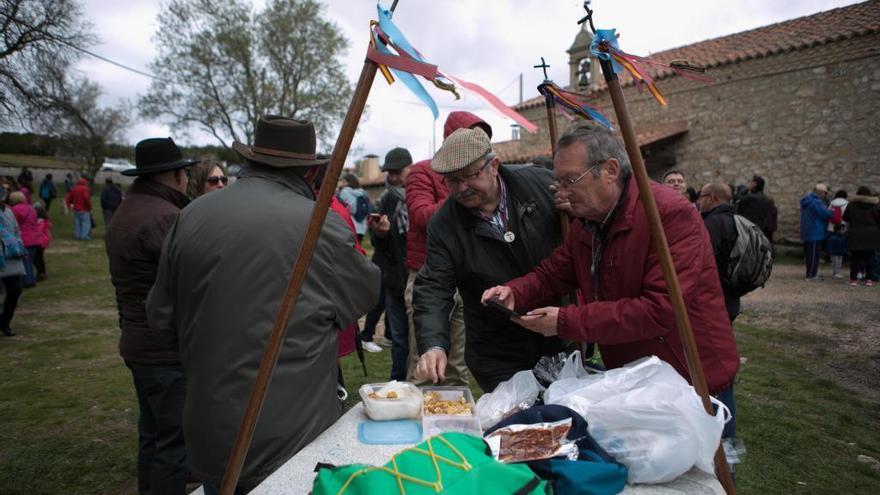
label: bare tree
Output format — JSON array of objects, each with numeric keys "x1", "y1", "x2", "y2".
[
  {"x1": 0, "y1": 0, "x2": 94, "y2": 123},
  {"x1": 29, "y1": 61, "x2": 129, "y2": 177},
  {"x1": 140, "y1": 0, "x2": 352, "y2": 150}
]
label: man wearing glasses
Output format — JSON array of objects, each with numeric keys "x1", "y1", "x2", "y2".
[
  {"x1": 412, "y1": 127, "x2": 566, "y2": 392},
  {"x1": 482, "y1": 124, "x2": 739, "y2": 439}
]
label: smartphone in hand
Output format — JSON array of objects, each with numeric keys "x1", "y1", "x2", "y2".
[
  {"x1": 368, "y1": 213, "x2": 382, "y2": 224},
  {"x1": 485, "y1": 298, "x2": 521, "y2": 319}
]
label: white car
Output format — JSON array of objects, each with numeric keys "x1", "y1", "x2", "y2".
[{"x1": 101, "y1": 159, "x2": 136, "y2": 172}]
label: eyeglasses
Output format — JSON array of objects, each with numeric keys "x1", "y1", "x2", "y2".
[
  {"x1": 553, "y1": 159, "x2": 607, "y2": 190},
  {"x1": 444, "y1": 157, "x2": 493, "y2": 187},
  {"x1": 206, "y1": 176, "x2": 228, "y2": 185}
]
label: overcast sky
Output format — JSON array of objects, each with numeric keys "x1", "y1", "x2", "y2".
[{"x1": 74, "y1": 0, "x2": 860, "y2": 162}]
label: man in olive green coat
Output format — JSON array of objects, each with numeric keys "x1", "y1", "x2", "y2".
[{"x1": 147, "y1": 117, "x2": 380, "y2": 491}]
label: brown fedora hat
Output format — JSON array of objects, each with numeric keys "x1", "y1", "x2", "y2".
[{"x1": 233, "y1": 116, "x2": 329, "y2": 167}]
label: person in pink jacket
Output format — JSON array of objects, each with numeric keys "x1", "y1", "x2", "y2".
[
  {"x1": 34, "y1": 203, "x2": 52, "y2": 281},
  {"x1": 9, "y1": 191, "x2": 40, "y2": 287}
]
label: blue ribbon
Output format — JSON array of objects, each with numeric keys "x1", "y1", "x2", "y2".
[
  {"x1": 590, "y1": 28, "x2": 623, "y2": 75},
  {"x1": 376, "y1": 4, "x2": 439, "y2": 119}
]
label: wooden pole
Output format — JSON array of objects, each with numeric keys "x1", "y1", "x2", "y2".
[
  {"x1": 596, "y1": 54, "x2": 737, "y2": 495},
  {"x1": 218, "y1": 2, "x2": 398, "y2": 492}
]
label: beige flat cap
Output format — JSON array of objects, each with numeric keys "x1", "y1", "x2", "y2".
[{"x1": 431, "y1": 127, "x2": 491, "y2": 174}]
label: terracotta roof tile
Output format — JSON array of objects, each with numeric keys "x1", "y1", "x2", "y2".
[{"x1": 517, "y1": 0, "x2": 880, "y2": 110}]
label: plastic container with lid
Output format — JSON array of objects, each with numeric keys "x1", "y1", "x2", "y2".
[
  {"x1": 421, "y1": 386, "x2": 481, "y2": 438},
  {"x1": 358, "y1": 381, "x2": 423, "y2": 420}
]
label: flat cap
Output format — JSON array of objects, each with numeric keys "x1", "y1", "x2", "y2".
[
  {"x1": 382, "y1": 147, "x2": 413, "y2": 171},
  {"x1": 431, "y1": 127, "x2": 491, "y2": 174}
]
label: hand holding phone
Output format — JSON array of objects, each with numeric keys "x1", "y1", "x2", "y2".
[{"x1": 485, "y1": 298, "x2": 520, "y2": 319}]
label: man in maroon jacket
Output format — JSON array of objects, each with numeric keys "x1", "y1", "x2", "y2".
[
  {"x1": 403, "y1": 112, "x2": 492, "y2": 385},
  {"x1": 482, "y1": 124, "x2": 740, "y2": 438}
]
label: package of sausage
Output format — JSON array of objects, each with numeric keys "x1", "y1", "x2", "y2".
[{"x1": 483, "y1": 417, "x2": 578, "y2": 463}]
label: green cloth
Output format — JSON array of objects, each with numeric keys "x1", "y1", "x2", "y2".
[{"x1": 313, "y1": 432, "x2": 548, "y2": 494}]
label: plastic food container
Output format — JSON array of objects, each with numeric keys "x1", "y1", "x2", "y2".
[
  {"x1": 359, "y1": 381, "x2": 423, "y2": 420},
  {"x1": 421, "y1": 386, "x2": 481, "y2": 438}
]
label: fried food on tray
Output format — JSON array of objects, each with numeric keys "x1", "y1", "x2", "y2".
[
  {"x1": 423, "y1": 391, "x2": 473, "y2": 416},
  {"x1": 367, "y1": 390, "x2": 399, "y2": 400}
]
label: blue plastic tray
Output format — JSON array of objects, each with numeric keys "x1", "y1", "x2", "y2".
[{"x1": 358, "y1": 419, "x2": 423, "y2": 445}]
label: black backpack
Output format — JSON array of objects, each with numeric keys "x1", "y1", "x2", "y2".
[{"x1": 725, "y1": 214, "x2": 773, "y2": 297}]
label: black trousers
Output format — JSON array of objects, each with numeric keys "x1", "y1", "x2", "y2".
[
  {"x1": 126, "y1": 362, "x2": 188, "y2": 495},
  {"x1": 0, "y1": 275, "x2": 22, "y2": 330}
]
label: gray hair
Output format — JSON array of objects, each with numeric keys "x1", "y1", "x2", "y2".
[{"x1": 556, "y1": 124, "x2": 632, "y2": 182}]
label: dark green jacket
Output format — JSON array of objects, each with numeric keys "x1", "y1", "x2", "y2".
[
  {"x1": 146, "y1": 165, "x2": 380, "y2": 488},
  {"x1": 414, "y1": 165, "x2": 566, "y2": 391}
]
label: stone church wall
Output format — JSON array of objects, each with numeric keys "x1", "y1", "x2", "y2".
[{"x1": 516, "y1": 32, "x2": 880, "y2": 242}]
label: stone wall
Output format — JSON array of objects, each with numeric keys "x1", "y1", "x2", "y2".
[{"x1": 516, "y1": 32, "x2": 880, "y2": 242}]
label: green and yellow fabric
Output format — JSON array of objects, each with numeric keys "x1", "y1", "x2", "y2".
[{"x1": 312, "y1": 432, "x2": 549, "y2": 494}]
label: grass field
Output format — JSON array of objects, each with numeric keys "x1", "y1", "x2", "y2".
[
  {"x1": 0, "y1": 193, "x2": 877, "y2": 494},
  {"x1": 0, "y1": 153, "x2": 82, "y2": 171}
]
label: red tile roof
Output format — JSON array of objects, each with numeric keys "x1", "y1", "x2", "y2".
[
  {"x1": 494, "y1": 120, "x2": 689, "y2": 164},
  {"x1": 517, "y1": 0, "x2": 880, "y2": 110}
]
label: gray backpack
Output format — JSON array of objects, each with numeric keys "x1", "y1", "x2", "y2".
[{"x1": 726, "y1": 215, "x2": 773, "y2": 297}]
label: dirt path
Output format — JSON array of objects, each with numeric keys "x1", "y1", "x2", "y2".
[{"x1": 738, "y1": 263, "x2": 880, "y2": 401}]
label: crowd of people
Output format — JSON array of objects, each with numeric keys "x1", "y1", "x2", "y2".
[
  {"x1": 2, "y1": 111, "x2": 876, "y2": 494},
  {"x1": 799, "y1": 183, "x2": 880, "y2": 284}
]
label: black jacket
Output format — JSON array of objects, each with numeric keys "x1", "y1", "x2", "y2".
[
  {"x1": 843, "y1": 195, "x2": 880, "y2": 251},
  {"x1": 414, "y1": 165, "x2": 566, "y2": 391},
  {"x1": 105, "y1": 179, "x2": 189, "y2": 365},
  {"x1": 736, "y1": 191, "x2": 773, "y2": 235},
  {"x1": 701, "y1": 203, "x2": 740, "y2": 320},
  {"x1": 371, "y1": 189, "x2": 409, "y2": 297}
]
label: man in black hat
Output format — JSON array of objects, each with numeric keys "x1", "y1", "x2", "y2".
[
  {"x1": 105, "y1": 137, "x2": 197, "y2": 495},
  {"x1": 369, "y1": 147, "x2": 413, "y2": 381},
  {"x1": 146, "y1": 116, "x2": 380, "y2": 492}
]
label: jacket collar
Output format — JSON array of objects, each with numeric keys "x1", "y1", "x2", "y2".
[
  {"x1": 237, "y1": 163, "x2": 316, "y2": 200},
  {"x1": 129, "y1": 178, "x2": 189, "y2": 209},
  {"x1": 701, "y1": 202, "x2": 735, "y2": 219}
]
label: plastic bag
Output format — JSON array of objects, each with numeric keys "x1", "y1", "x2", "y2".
[
  {"x1": 543, "y1": 351, "x2": 606, "y2": 404},
  {"x1": 546, "y1": 356, "x2": 729, "y2": 484},
  {"x1": 484, "y1": 418, "x2": 578, "y2": 463},
  {"x1": 359, "y1": 381, "x2": 423, "y2": 420},
  {"x1": 475, "y1": 370, "x2": 543, "y2": 430}
]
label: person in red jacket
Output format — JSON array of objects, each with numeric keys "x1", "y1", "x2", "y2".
[
  {"x1": 482, "y1": 124, "x2": 740, "y2": 439},
  {"x1": 64, "y1": 178, "x2": 93, "y2": 240},
  {"x1": 403, "y1": 111, "x2": 493, "y2": 385}
]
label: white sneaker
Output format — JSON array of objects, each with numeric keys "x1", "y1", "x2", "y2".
[{"x1": 362, "y1": 341, "x2": 383, "y2": 353}]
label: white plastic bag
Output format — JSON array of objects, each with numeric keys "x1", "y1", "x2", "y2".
[
  {"x1": 475, "y1": 370, "x2": 543, "y2": 430},
  {"x1": 547, "y1": 356, "x2": 729, "y2": 484},
  {"x1": 543, "y1": 350, "x2": 603, "y2": 404}
]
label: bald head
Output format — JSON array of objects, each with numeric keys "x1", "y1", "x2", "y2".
[{"x1": 698, "y1": 182, "x2": 732, "y2": 212}]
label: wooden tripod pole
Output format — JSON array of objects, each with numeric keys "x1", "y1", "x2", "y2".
[
  {"x1": 543, "y1": 92, "x2": 570, "y2": 238},
  {"x1": 534, "y1": 58, "x2": 569, "y2": 238},
  {"x1": 595, "y1": 53, "x2": 737, "y2": 495},
  {"x1": 218, "y1": 2, "x2": 398, "y2": 493}
]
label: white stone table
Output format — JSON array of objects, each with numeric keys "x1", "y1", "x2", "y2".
[{"x1": 195, "y1": 403, "x2": 724, "y2": 494}]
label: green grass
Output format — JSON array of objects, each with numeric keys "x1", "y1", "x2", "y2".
[
  {"x1": 1, "y1": 195, "x2": 878, "y2": 494},
  {"x1": 0, "y1": 153, "x2": 82, "y2": 170}
]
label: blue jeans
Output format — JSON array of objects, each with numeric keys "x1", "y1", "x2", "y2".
[
  {"x1": 386, "y1": 292, "x2": 409, "y2": 381},
  {"x1": 361, "y1": 278, "x2": 386, "y2": 342},
  {"x1": 22, "y1": 246, "x2": 37, "y2": 287},
  {"x1": 803, "y1": 240, "x2": 822, "y2": 278},
  {"x1": 127, "y1": 363, "x2": 188, "y2": 495},
  {"x1": 74, "y1": 211, "x2": 91, "y2": 240},
  {"x1": 713, "y1": 384, "x2": 736, "y2": 440}
]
